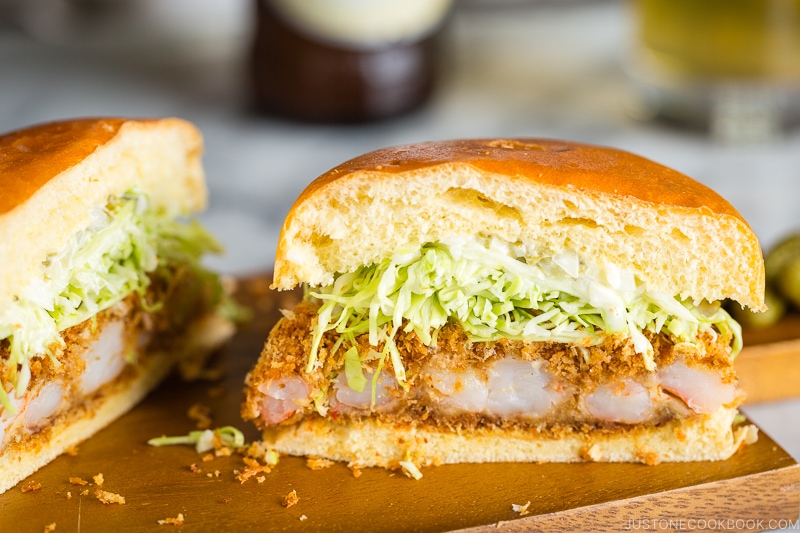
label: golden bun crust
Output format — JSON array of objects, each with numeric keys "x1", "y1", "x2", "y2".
[
  {"x1": 273, "y1": 138, "x2": 765, "y2": 310},
  {"x1": 263, "y1": 408, "x2": 757, "y2": 467},
  {"x1": 297, "y1": 139, "x2": 743, "y2": 220},
  {"x1": 0, "y1": 117, "x2": 207, "y2": 310},
  {"x1": 0, "y1": 118, "x2": 125, "y2": 215}
]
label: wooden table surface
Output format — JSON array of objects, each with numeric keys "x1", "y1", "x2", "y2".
[
  {"x1": 1, "y1": 276, "x2": 798, "y2": 533},
  {"x1": 737, "y1": 313, "x2": 800, "y2": 404}
]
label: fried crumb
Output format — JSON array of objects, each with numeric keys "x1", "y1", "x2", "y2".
[
  {"x1": 21, "y1": 481, "x2": 41, "y2": 493},
  {"x1": 189, "y1": 463, "x2": 201, "y2": 473},
  {"x1": 306, "y1": 457, "x2": 334, "y2": 470},
  {"x1": 636, "y1": 450, "x2": 661, "y2": 466},
  {"x1": 66, "y1": 492, "x2": 72, "y2": 500},
  {"x1": 201, "y1": 453, "x2": 214, "y2": 463},
  {"x1": 69, "y1": 477, "x2": 88, "y2": 486},
  {"x1": 64, "y1": 444, "x2": 80, "y2": 456},
  {"x1": 282, "y1": 489, "x2": 299, "y2": 508},
  {"x1": 348, "y1": 464, "x2": 362, "y2": 478},
  {"x1": 95, "y1": 489, "x2": 126, "y2": 505},
  {"x1": 244, "y1": 441, "x2": 264, "y2": 457},
  {"x1": 214, "y1": 470, "x2": 221, "y2": 477},
  {"x1": 43, "y1": 523, "x2": 56, "y2": 533},
  {"x1": 257, "y1": 476, "x2": 266, "y2": 483},
  {"x1": 188, "y1": 403, "x2": 213, "y2": 430},
  {"x1": 219, "y1": 498, "x2": 231, "y2": 504},
  {"x1": 236, "y1": 457, "x2": 272, "y2": 484},
  {"x1": 93, "y1": 473, "x2": 104, "y2": 487},
  {"x1": 511, "y1": 501, "x2": 531, "y2": 516},
  {"x1": 214, "y1": 446, "x2": 233, "y2": 457},
  {"x1": 80, "y1": 489, "x2": 89, "y2": 496},
  {"x1": 299, "y1": 515, "x2": 308, "y2": 522},
  {"x1": 245, "y1": 441, "x2": 279, "y2": 466},
  {"x1": 157, "y1": 513, "x2": 185, "y2": 526}
]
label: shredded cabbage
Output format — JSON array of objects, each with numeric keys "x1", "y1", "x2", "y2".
[
  {"x1": 307, "y1": 235, "x2": 742, "y2": 387},
  {"x1": 398, "y1": 460, "x2": 423, "y2": 480},
  {"x1": 148, "y1": 426, "x2": 245, "y2": 453},
  {"x1": 0, "y1": 191, "x2": 224, "y2": 416},
  {"x1": 344, "y1": 346, "x2": 367, "y2": 393}
]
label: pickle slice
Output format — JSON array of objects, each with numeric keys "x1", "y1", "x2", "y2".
[
  {"x1": 777, "y1": 257, "x2": 800, "y2": 309},
  {"x1": 765, "y1": 234, "x2": 800, "y2": 284},
  {"x1": 729, "y1": 287, "x2": 786, "y2": 329}
]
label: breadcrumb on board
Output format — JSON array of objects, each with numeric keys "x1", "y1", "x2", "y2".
[
  {"x1": 21, "y1": 481, "x2": 41, "y2": 493},
  {"x1": 306, "y1": 457, "x2": 335, "y2": 470},
  {"x1": 157, "y1": 513, "x2": 185, "y2": 526},
  {"x1": 282, "y1": 490, "x2": 299, "y2": 508},
  {"x1": 236, "y1": 457, "x2": 272, "y2": 484},
  {"x1": 95, "y1": 489, "x2": 125, "y2": 505},
  {"x1": 511, "y1": 501, "x2": 531, "y2": 516}
]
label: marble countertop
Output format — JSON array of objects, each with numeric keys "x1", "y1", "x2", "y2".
[{"x1": 1, "y1": 0, "x2": 798, "y2": 474}]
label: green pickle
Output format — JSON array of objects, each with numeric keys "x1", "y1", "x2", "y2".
[
  {"x1": 765, "y1": 233, "x2": 800, "y2": 284},
  {"x1": 777, "y1": 257, "x2": 800, "y2": 309},
  {"x1": 729, "y1": 287, "x2": 786, "y2": 329},
  {"x1": 742, "y1": 231, "x2": 800, "y2": 328}
]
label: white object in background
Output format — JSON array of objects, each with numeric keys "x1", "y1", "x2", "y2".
[{"x1": 269, "y1": 0, "x2": 453, "y2": 48}]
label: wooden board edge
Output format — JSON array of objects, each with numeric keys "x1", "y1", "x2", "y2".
[
  {"x1": 737, "y1": 339, "x2": 800, "y2": 403},
  {"x1": 460, "y1": 463, "x2": 800, "y2": 533},
  {"x1": 739, "y1": 338, "x2": 800, "y2": 360}
]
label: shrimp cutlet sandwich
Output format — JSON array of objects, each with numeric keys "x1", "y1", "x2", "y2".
[
  {"x1": 0, "y1": 117, "x2": 237, "y2": 493},
  {"x1": 242, "y1": 138, "x2": 764, "y2": 468}
]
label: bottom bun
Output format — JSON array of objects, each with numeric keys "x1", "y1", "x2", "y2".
[
  {"x1": 0, "y1": 312, "x2": 234, "y2": 494},
  {"x1": 262, "y1": 408, "x2": 758, "y2": 467}
]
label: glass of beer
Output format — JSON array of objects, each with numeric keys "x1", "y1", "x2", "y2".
[{"x1": 628, "y1": 0, "x2": 800, "y2": 140}]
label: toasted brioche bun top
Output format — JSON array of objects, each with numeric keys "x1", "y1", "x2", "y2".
[
  {"x1": 273, "y1": 138, "x2": 765, "y2": 310},
  {"x1": 0, "y1": 117, "x2": 207, "y2": 309}
]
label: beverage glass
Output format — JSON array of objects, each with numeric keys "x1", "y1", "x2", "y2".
[{"x1": 628, "y1": 0, "x2": 800, "y2": 140}]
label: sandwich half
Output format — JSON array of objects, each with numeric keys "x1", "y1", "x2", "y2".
[
  {"x1": 242, "y1": 138, "x2": 765, "y2": 468},
  {"x1": 0, "y1": 118, "x2": 236, "y2": 493}
]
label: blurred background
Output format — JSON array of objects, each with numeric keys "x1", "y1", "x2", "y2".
[
  {"x1": 2, "y1": 0, "x2": 800, "y2": 274},
  {"x1": 1, "y1": 0, "x2": 799, "y2": 459}
]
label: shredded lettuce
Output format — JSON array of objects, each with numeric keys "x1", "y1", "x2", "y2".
[
  {"x1": 148, "y1": 426, "x2": 245, "y2": 453},
  {"x1": 343, "y1": 346, "x2": 367, "y2": 393},
  {"x1": 398, "y1": 460, "x2": 423, "y2": 480},
  {"x1": 0, "y1": 191, "x2": 225, "y2": 417},
  {"x1": 307, "y1": 235, "x2": 742, "y2": 386}
]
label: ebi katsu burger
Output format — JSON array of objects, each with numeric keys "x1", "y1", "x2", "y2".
[
  {"x1": 242, "y1": 138, "x2": 764, "y2": 468},
  {"x1": 0, "y1": 118, "x2": 236, "y2": 493}
]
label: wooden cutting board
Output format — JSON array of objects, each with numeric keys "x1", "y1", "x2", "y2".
[
  {"x1": 737, "y1": 314, "x2": 800, "y2": 403},
  {"x1": 1, "y1": 276, "x2": 799, "y2": 533}
]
